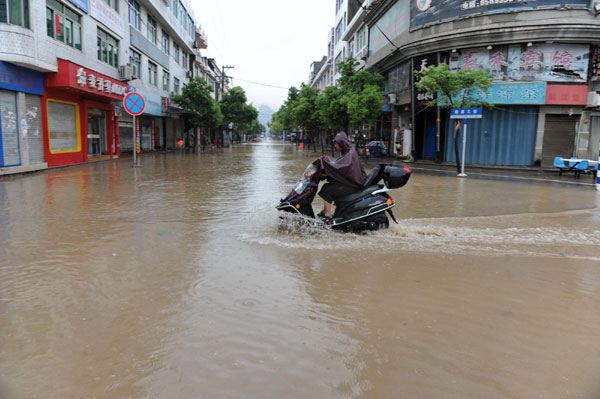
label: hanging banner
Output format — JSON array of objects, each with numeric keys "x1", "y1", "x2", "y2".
[
  {"x1": 449, "y1": 43, "x2": 589, "y2": 83},
  {"x1": 411, "y1": 0, "x2": 589, "y2": 30}
]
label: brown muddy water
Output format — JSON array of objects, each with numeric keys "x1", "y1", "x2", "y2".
[{"x1": 1, "y1": 141, "x2": 600, "y2": 399}]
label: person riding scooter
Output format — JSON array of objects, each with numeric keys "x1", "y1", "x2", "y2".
[{"x1": 313, "y1": 131, "x2": 367, "y2": 224}]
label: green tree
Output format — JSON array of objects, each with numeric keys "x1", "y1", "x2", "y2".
[
  {"x1": 415, "y1": 63, "x2": 493, "y2": 173},
  {"x1": 318, "y1": 58, "x2": 384, "y2": 133},
  {"x1": 172, "y1": 77, "x2": 223, "y2": 130},
  {"x1": 291, "y1": 84, "x2": 322, "y2": 150},
  {"x1": 220, "y1": 87, "x2": 259, "y2": 141}
]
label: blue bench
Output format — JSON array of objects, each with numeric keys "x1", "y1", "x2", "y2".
[{"x1": 554, "y1": 157, "x2": 598, "y2": 179}]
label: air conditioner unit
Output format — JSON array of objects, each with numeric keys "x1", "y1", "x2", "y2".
[
  {"x1": 587, "y1": 91, "x2": 600, "y2": 107},
  {"x1": 193, "y1": 40, "x2": 200, "y2": 48},
  {"x1": 118, "y1": 64, "x2": 136, "y2": 81},
  {"x1": 388, "y1": 93, "x2": 397, "y2": 104},
  {"x1": 186, "y1": 70, "x2": 193, "y2": 79}
]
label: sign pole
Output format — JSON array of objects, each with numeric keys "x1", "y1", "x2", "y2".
[
  {"x1": 458, "y1": 118, "x2": 468, "y2": 177},
  {"x1": 123, "y1": 91, "x2": 146, "y2": 168},
  {"x1": 596, "y1": 149, "x2": 599, "y2": 191},
  {"x1": 133, "y1": 114, "x2": 137, "y2": 167}
]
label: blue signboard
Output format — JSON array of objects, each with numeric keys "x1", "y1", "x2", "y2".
[
  {"x1": 450, "y1": 107, "x2": 483, "y2": 119},
  {"x1": 476, "y1": 82, "x2": 547, "y2": 105},
  {"x1": 0, "y1": 61, "x2": 44, "y2": 96},
  {"x1": 67, "y1": 0, "x2": 88, "y2": 13}
]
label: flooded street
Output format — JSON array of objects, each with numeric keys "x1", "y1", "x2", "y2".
[{"x1": 1, "y1": 142, "x2": 600, "y2": 399}]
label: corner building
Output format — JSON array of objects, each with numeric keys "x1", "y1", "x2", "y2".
[
  {"x1": 360, "y1": 0, "x2": 600, "y2": 167},
  {"x1": 0, "y1": 0, "x2": 208, "y2": 173}
]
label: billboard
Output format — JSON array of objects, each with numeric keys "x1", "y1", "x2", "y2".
[
  {"x1": 449, "y1": 43, "x2": 589, "y2": 83},
  {"x1": 411, "y1": 0, "x2": 590, "y2": 30}
]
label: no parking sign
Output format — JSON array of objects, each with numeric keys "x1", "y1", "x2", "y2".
[
  {"x1": 123, "y1": 92, "x2": 145, "y2": 165},
  {"x1": 123, "y1": 92, "x2": 145, "y2": 116}
]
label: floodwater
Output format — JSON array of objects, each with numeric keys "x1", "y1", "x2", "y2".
[{"x1": 1, "y1": 142, "x2": 600, "y2": 399}]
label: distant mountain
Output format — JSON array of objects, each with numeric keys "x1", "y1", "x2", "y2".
[{"x1": 257, "y1": 105, "x2": 275, "y2": 133}]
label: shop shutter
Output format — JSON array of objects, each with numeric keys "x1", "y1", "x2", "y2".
[
  {"x1": 25, "y1": 94, "x2": 44, "y2": 165},
  {"x1": 118, "y1": 114, "x2": 133, "y2": 152},
  {"x1": 444, "y1": 106, "x2": 537, "y2": 166},
  {"x1": 0, "y1": 90, "x2": 21, "y2": 166},
  {"x1": 541, "y1": 115, "x2": 578, "y2": 167}
]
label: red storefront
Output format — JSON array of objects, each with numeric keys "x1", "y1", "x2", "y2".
[{"x1": 42, "y1": 59, "x2": 128, "y2": 168}]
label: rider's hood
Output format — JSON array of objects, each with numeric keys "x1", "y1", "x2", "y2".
[
  {"x1": 333, "y1": 131, "x2": 352, "y2": 155},
  {"x1": 314, "y1": 131, "x2": 367, "y2": 188}
]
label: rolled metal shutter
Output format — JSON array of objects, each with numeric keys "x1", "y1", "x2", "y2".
[
  {"x1": 24, "y1": 94, "x2": 44, "y2": 165},
  {"x1": 541, "y1": 115, "x2": 578, "y2": 167},
  {"x1": 0, "y1": 89, "x2": 21, "y2": 166},
  {"x1": 119, "y1": 114, "x2": 133, "y2": 152}
]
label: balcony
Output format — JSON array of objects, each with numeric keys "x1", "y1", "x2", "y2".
[{"x1": 194, "y1": 24, "x2": 208, "y2": 49}]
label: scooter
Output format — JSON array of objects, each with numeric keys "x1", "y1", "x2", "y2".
[{"x1": 277, "y1": 162, "x2": 411, "y2": 232}]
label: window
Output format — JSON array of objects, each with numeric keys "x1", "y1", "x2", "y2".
[
  {"x1": 335, "y1": 20, "x2": 342, "y2": 44},
  {"x1": 178, "y1": 1, "x2": 185, "y2": 27},
  {"x1": 46, "y1": 0, "x2": 81, "y2": 49},
  {"x1": 103, "y1": 0, "x2": 117, "y2": 11},
  {"x1": 147, "y1": 15, "x2": 156, "y2": 45},
  {"x1": 172, "y1": 42, "x2": 179, "y2": 64},
  {"x1": 148, "y1": 61, "x2": 157, "y2": 86},
  {"x1": 349, "y1": 39, "x2": 354, "y2": 58},
  {"x1": 162, "y1": 70, "x2": 169, "y2": 91},
  {"x1": 182, "y1": 52, "x2": 187, "y2": 70},
  {"x1": 174, "y1": 77, "x2": 180, "y2": 94},
  {"x1": 47, "y1": 100, "x2": 79, "y2": 153},
  {"x1": 357, "y1": 25, "x2": 366, "y2": 50},
  {"x1": 161, "y1": 31, "x2": 169, "y2": 55},
  {"x1": 1, "y1": 0, "x2": 30, "y2": 27},
  {"x1": 97, "y1": 28, "x2": 118, "y2": 67},
  {"x1": 187, "y1": 15, "x2": 193, "y2": 38},
  {"x1": 170, "y1": 0, "x2": 177, "y2": 17},
  {"x1": 129, "y1": 48, "x2": 141, "y2": 78},
  {"x1": 128, "y1": 0, "x2": 139, "y2": 30}
]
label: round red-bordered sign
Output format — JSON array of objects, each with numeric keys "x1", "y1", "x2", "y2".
[{"x1": 123, "y1": 92, "x2": 146, "y2": 116}]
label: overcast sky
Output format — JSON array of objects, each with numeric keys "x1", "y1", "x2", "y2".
[{"x1": 189, "y1": 0, "x2": 335, "y2": 112}]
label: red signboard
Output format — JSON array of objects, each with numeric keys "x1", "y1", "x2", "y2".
[
  {"x1": 45, "y1": 59, "x2": 128, "y2": 101},
  {"x1": 545, "y1": 85, "x2": 588, "y2": 105}
]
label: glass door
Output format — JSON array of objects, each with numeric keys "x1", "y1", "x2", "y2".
[{"x1": 88, "y1": 108, "x2": 106, "y2": 156}]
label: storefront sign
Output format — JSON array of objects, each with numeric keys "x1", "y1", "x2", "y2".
[
  {"x1": 0, "y1": 61, "x2": 44, "y2": 95},
  {"x1": 450, "y1": 44, "x2": 589, "y2": 83},
  {"x1": 476, "y1": 82, "x2": 547, "y2": 104},
  {"x1": 45, "y1": 60, "x2": 128, "y2": 101},
  {"x1": 76, "y1": 67, "x2": 127, "y2": 96},
  {"x1": 590, "y1": 47, "x2": 600, "y2": 82},
  {"x1": 414, "y1": 53, "x2": 438, "y2": 109},
  {"x1": 382, "y1": 96, "x2": 392, "y2": 112},
  {"x1": 90, "y1": 0, "x2": 124, "y2": 38},
  {"x1": 67, "y1": 0, "x2": 88, "y2": 13},
  {"x1": 545, "y1": 84, "x2": 587, "y2": 105},
  {"x1": 411, "y1": 0, "x2": 589, "y2": 29}
]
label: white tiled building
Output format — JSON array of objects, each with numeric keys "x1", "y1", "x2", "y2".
[{"x1": 0, "y1": 0, "x2": 213, "y2": 173}]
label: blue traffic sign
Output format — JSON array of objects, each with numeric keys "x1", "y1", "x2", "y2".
[
  {"x1": 123, "y1": 92, "x2": 146, "y2": 116},
  {"x1": 450, "y1": 107, "x2": 483, "y2": 119}
]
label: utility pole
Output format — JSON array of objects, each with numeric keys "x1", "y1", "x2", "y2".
[
  {"x1": 221, "y1": 65, "x2": 234, "y2": 100},
  {"x1": 220, "y1": 65, "x2": 234, "y2": 146}
]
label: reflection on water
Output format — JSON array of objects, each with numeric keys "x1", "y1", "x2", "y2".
[{"x1": 1, "y1": 141, "x2": 600, "y2": 398}]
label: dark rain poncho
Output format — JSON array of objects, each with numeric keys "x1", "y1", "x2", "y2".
[{"x1": 313, "y1": 132, "x2": 367, "y2": 188}]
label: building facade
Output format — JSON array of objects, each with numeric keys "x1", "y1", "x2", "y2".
[
  {"x1": 309, "y1": 0, "x2": 600, "y2": 167},
  {"x1": 0, "y1": 0, "x2": 212, "y2": 174}
]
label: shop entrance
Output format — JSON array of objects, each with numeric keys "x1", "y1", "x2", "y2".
[{"x1": 88, "y1": 108, "x2": 107, "y2": 157}]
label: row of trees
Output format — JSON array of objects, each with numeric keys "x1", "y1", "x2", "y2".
[
  {"x1": 172, "y1": 78, "x2": 262, "y2": 143},
  {"x1": 268, "y1": 58, "x2": 385, "y2": 149}
]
